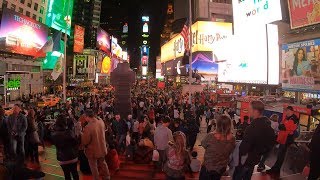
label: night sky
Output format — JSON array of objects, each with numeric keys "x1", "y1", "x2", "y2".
[{"x1": 101, "y1": 0, "x2": 168, "y2": 74}]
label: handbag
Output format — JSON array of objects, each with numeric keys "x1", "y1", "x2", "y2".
[{"x1": 152, "y1": 149, "x2": 159, "y2": 161}]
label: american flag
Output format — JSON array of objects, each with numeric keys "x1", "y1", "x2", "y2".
[{"x1": 181, "y1": 19, "x2": 190, "y2": 51}]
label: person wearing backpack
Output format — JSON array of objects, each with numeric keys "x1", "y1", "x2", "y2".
[
  {"x1": 266, "y1": 106, "x2": 298, "y2": 177},
  {"x1": 233, "y1": 101, "x2": 275, "y2": 180}
]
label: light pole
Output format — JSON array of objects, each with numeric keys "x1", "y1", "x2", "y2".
[
  {"x1": 188, "y1": 0, "x2": 193, "y2": 105},
  {"x1": 63, "y1": 0, "x2": 71, "y2": 103}
]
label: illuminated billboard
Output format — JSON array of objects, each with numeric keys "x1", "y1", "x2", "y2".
[
  {"x1": 160, "y1": 21, "x2": 232, "y2": 63},
  {"x1": 101, "y1": 56, "x2": 111, "y2": 74},
  {"x1": 97, "y1": 27, "x2": 110, "y2": 52},
  {"x1": 282, "y1": 39, "x2": 320, "y2": 92},
  {"x1": 74, "y1": 25, "x2": 84, "y2": 53},
  {"x1": 232, "y1": 0, "x2": 282, "y2": 33},
  {"x1": 0, "y1": 8, "x2": 48, "y2": 57},
  {"x1": 288, "y1": 0, "x2": 320, "y2": 29},
  {"x1": 142, "y1": 16, "x2": 149, "y2": 22},
  {"x1": 46, "y1": 0, "x2": 74, "y2": 35}
]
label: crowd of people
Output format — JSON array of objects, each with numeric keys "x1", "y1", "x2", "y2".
[{"x1": 0, "y1": 79, "x2": 319, "y2": 180}]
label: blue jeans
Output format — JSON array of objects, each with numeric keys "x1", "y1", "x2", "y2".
[
  {"x1": 117, "y1": 134, "x2": 126, "y2": 151},
  {"x1": 10, "y1": 136, "x2": 25, "y2": 162}
]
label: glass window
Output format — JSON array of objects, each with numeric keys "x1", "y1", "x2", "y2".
[
  {"x1": 3, "y1": 1, "x2": 8, "y2": 8},
  {"x1": 34, "y1": 3, "x2": 38, "y2": 11},
  {"x1": 40, "y1": 6, "x2": 44, "y2": 14},
  {"x1": 20, "y1": 0, "x2": 25, "y2": 4},
  {"x1": 32, "y1": 14, "x2": 37, "y2": 20},
  {"x1": 39, "y1": 17, "x2": 43, "y2": 23},
  {"x1": 27, "y1": 1, "x2": 31, "y2": 7},
  {"x1": 26, "y1": 11, "x2": 30, "y2": 17},
  {"x1": 11, "y1": 4, "x2": 16, "y2": 10},
  {"x1": 18, "y1": 7, "x2": 23, "y2": 13}
]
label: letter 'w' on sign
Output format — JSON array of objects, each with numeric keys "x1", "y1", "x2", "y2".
[{"x1": 180, "y1": 19, "x2": 190, "y2": 51}]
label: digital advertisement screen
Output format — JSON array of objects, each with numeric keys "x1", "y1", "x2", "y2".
[
  {"x1": 74, "y1": 25, "x2": 84, "y2": 53},
  {"x1": 186, "y1": 51, "x2": 218, "y2": 80},
  {"x1": 0, "y1": 8, "x2": 48, "y2": 57},
  {"x1": 288, "y1": 0, "x2": 320, "y2": 29},
  {"x1": 232, "y1": 0, "x2": 282, "y2": 33},
  {"x1": 101, "y1": 56, "x2": 112, "y2": 74},
  {"x1": 97, "y1": 27, "x2": 110, "y2": 52},
  {"x1": 46, "y1": 0, "x2": 74, "y2": 35},
  {"x1": 217, "y1": 26, "x2": 268, "y2": 84},
  {"x1": 282, "y1": 39, "x2": 320, "y2": 92},
  {"x1": 43, "y1": 40, "x2": 65, "y2": 70}
]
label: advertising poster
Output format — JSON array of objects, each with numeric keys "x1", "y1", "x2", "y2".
[
  {"x1": 0, "y1": 8, "x2": 48, "y2": 57},
  {"x1": 46, "y1": 0, "x2": 74, "y2": 35},
  {"x1": 87, "y1": 56, "x2": 95, "y2": 80},
  {"x1": 43, "y1": 40, "x2": 65, "y2": 70},
  {"x1": 74, "y1": 55, "x2": 88, "y2": 76},
  {"x1": 282, "y1": 39, "x2": 320, "y2": 92},
  {"x1": 187, "y1": 51, "x2": 218, "y2": 80},
  {"x1": 73, "y1": 25, "x2": 84, "y2": 53},
  {"x1": 101, "y1": 56, "x2": 112, "y2": 74},
  {"x1": 97, "y1": 27, "x2": 110, "y2": 52},
  {"x1": 288, "y1": 0, "x2": 320, "y2": 29}
]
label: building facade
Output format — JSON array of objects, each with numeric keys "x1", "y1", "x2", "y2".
[
  {"x1": 0, "y1": 0, "x2": 48, "y2": 23},
  {"x1": 0, "y1": 0, "x2": 49, "y2": 101}
]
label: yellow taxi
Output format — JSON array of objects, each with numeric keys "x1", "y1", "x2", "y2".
[{"x1": 38, "y1": 95, "x2": 60, "y2": 107}]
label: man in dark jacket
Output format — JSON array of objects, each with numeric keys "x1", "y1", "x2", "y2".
[
  {"x1": 111, "y1": 113, "x2": 128, "y2": 153},
  {"x1": 7, "y1": 104, "x2": 28, "y2": 163},
  {"x1": 233, "y1": 101, "x2": 275, "y2": 180}
]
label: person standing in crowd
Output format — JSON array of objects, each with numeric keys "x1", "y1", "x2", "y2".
[
  {"x1": 154, "y1": 116, "x2": 173, "y2": 170},
  {"x1": 0, "y1": 106, "x2": 9, "y2": 160},
  {"x1": 111, "y1": 113, "x2": 128, "y2": 153},
  {"x1": 186, "y1": 119, "x2": 199, "y2": 151},
  {"x1": 51, "y1": 114, "x2": 79, "y2": 180},
  {"x1": 267, "y1": 106, "x2": 298, "y2": 177},
  {"x1": 163, "y1": 131, "x2": 190, "y2": 180},
  {"x1": 81, "y1": 110, "x2": 110, "y2": 180},
  {"x1": 200, "y1": 115, "x2": 235, "y2": 180},
  {"x1": 234, "y1": 101, "x2": 275, "y2": 180},
  {"x1": 7, "y1": 104, "x2": 28, "y2": 163},
  {"x1": 25, "y1": 109, "x2": 40, "y2": 165},
  {"x1": 308, "y1": 124, "x2": 320, "y2": 180},
  {"x1": 269, "y1": 114, "x2": 279, "y2": 134}
]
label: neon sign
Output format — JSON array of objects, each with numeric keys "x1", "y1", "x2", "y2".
[{"x1": 6, "y1": 76, "x2": 21, "y2": 91}]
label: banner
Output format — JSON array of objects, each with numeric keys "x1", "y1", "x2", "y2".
[
  {"x1": 97, "y1": 27, "x2": 110, "y2": 52},
  {"x1": 46, "y1": 0, "x2": 74, "y2": 35},
  {"x1": 288, "y1": 0, "x2": 320, "y2": 29},
  {"x1": 74, "y1": 25, "x2": 84, "y2": 53},
  {"x1": 0, "y1": 8, "x2": 48, "y2": 57},
  {"x1": 51, "y1": 55, "x2": 63, "y2": 81},
  {"x1": 282, "y1": 39, "x2": 320, "y2": 92},
  {"x1": 74, "y1": 55, "x2": 88, "y2": 76}
]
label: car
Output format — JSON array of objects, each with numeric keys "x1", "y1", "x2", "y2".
[{"x1": 38, "y1": 95, "x2": 61, "y2": 107}]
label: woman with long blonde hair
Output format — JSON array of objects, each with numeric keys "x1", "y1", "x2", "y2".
[
  {"x1": 163, "y1": 131, "x2": 191, "y2": 180},
  {"x1": 200, "y1": 115, "x2": 236, "y2": 180}
]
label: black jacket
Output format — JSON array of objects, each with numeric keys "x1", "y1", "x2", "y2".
[
  {"x1": 239, "y1": 117, "x2": 276, "y2": 166},
  {"x1": 310, "y1": 125, "x2": 320, "y2": 162},
  {"x1": 51, "y1": 126, "x2": 79, "y2": 162}
]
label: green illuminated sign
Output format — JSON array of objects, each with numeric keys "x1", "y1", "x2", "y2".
[
  {"x1": 46, "y1": 0, "x2": 74, "y2": 35},
  {"x1": 43, "y1": 40, "x2": 65, "y2": 70},
  {"x1": 7, "y1": 76, "x2": 21, "y2": 91}
]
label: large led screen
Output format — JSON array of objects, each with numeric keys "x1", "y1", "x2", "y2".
[
  {"x1": 74, "y1": 25, "x2": 84, "y2": 53},
  {"x1": 288, "y1": 0, "x2": 320, "y2": 29},
  {"x1": 97, "y1": 27, "x2": 110, "y2": 52},
  {"x1": 0, "y1": 8, "x2": 48, "y2": 57},
  {"x1": 282, "y1": 39, "x2": 320, "y2": 92},
  {"x1": 46, "y1": 0, "x2": 74, "y2": 35},
  {"x1": 43, "y1": 40, "x2": 65, "y2": 70},
  {"x1": 217, "y1": 26, "x2": 268, "y2": 84},
  {"x1": 232, "y1": 0, "x2": 282, "y2": 33}
]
